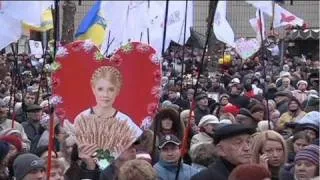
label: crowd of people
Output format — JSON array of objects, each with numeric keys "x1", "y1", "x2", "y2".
[{"x1": 0, "y1": 34, "x2": 319, "y2": 180}]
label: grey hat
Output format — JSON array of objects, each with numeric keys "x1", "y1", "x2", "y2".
[{"x1": 13, "y1": 153, "x2": 45, "y2": 180}]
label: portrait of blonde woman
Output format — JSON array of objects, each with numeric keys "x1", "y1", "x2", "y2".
[{"x1": 74, "y1": 66, "x2": 142, "y2": 138}]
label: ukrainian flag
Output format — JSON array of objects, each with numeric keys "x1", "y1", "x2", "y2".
[{"x1": 75, "y1": 1, "x2": 107, "y2": 47}]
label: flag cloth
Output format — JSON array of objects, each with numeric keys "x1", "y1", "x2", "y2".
[
  {"x1": 273, "y1": 4, "x2": 303, "y2": 28},
  {"x1": 100, "y1": 1, "x2": 193, "y2": 56},
  {"x1": 246, "y1": 1, "x2": 273, "y2": 16},
  {"x1": 213, "y1": 1, "x2": 235, "y2": 47},
  {"x1": 0, "y1": 1, "x2": 53, "y2": 26},
  {"x1": 99, "y1": 1, "x2": 131, "y2": 55},
  {"x1": 146, "y1": 1, "x2": 193, "y2": 55},
  {"x1": 0, "y1": 14, "x2": 22, "y2": 50},
  {"x1": 249, "y1": 9, "x2": 266, "y2": 42},
  {"x1": 23, "y1": 9, "x2": 53, "y2": 32},
  {"x1": 246, "y1": 1, "x2": 303, "y2": 28},
  {"x1": 75, "y1": 0, "x2": 107, "y2": 48},
  {"x1": 0, "y1": 1, "x2": 52, "y2": 50}
]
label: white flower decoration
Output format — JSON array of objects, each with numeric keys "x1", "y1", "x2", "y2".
[
  {"x1": 56, "y1": 46, "x2": 69, "y2": 58},
  {"x1": 149, "y1": 53, "x2": 161, "y2": 65},
  {"x1": 83, "y1": 40, "x2": 95, "y2": 53},
  {"x1": 49, "y1": 95, "x2": 63, "y2": 106},
  {"x1": 140, "y1": 116, "x2": 153, "y2": 130}
]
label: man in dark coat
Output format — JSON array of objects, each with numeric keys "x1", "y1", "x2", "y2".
[
  {"x1": 21, "y1": 104, "x2": 44, "y2": 152},
  {"x1": 194, "y1": 93, "x2": 210, "y2": 125},
  {"x1": 191, "y1": 124, "x2": 256, "y2": 180},
  {"x1": 274, "y1": 91, "x2": 292, "y2": 115}
]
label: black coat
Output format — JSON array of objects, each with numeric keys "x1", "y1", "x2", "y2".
[{"x1": 191, "y1": 158, "x2": 236, "y2": 180}]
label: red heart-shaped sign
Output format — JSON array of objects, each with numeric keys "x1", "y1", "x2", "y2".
[{"x1": 53, "y1": 41, "x2": 161, "y2": 127}]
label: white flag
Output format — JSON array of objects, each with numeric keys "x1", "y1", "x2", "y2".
[
  {"x1": 273, "y1": 4, "x2": 303, "y2": 28},
  {"x1": 100, "y1": 1, "x2": 132, "y2": 55},
  {"x1": 0, "y1": 14, "x2": 22, "y2": 50},
  {"x1": 0, "y1": 1, "x2": 53, "y2": 26},
  {"x1": 213, "y1": 1, "x2": 235, "y2": 47},
  {"x1": 249, "y1": 9, "x2": 266, "y2": 42},
  {"x1": 147, "y1": 1, "x2": 193, "y2": 54},
  {"x1": 246, "y1": 1, "x2": 303, "y2": 28},
  {"x1": 100, "y1": 1, "x2": 193, "y2": 55},
  {"x1": 246, "y1": 1, "x2": 273, "y2": 16}
]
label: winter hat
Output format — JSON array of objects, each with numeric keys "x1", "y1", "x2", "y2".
[
  {"x1": 296, "y1": 111, "x2": 320, "y2": 129},
  {"x1": 223, "y1": 104, "x2": 240, "y2": 116},
  {"x1": 0, "y1": 141, "x2": 10, "y2": 161},
  {"x1": 257, "y1": 121, "x2": 274, "y2": 132},
  {"x1": 0, "y1": 135, "x2": 23, "y2": 152},
  {"x1": 229, "y1": 163, "x2": 271, "y2": 180},
  {"x1": 195, "y1": 93, "x2": 208, "y2": 101},
  {"x1": 13, "y1": 153, "x2": 45, "y2": 180},
  {"x1": 296, "y1": 80, "x2": 308, "y2": 87},
  {"x1": 295, "y1": 145, "x2": 319, "y2": 165},
  {"x1": 219, "y1": 93, "x2": 230, "y2": 101},
  {"x1": 198, "y1": 115, "x2": 220, "y2": 127}
]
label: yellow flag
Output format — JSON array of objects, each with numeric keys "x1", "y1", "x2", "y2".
[{"x1": 23, "y1": 9, "x2": 53, "y2": 32}]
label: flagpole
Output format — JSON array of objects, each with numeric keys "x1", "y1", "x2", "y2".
[
  {"x1": 258, "y1": 10, "x2": 271, "y2": 130},
  {"x1": 177, "y1": 1, "x2": 219, "y2": 180},
  {"x1": 103, "y1": 30, "x2": 112, "y2": 56},
  {"x1": 179, "y1": 0, "x2": 189, "y2": 99},
  {"x1": 47, "y1": 1, "x2": 59, "y2": 179},
  {"x1": 270, "y1": 1, "x2": 276, "y2": 34},
  {"x1": 161, "y1": 0, "x2": 169, "y2": 56},
  {"x1": 147, "y1": 0, "x2": 150, "y2": 45}
]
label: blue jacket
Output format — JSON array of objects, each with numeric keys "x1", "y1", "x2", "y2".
[{"x1": 154, "y1": 160, "x2": 199, "y2": 180}]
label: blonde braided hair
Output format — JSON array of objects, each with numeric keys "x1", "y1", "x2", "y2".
[{"x1": 91, "y1": 66, "x2": 123, "y2": 91}]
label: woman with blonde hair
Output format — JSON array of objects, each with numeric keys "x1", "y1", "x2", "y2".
[
  {"x1": 74, "y1": 66, "x2": 141, "y2": 134},
  {"x1": 251, "y1": 130, "x2": 288, "y2": 180}
]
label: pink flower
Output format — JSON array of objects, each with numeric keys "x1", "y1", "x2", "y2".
[
  {"x1": 110, "y1": 55, "x2": 123, "y2": 66},
  {"x1": 151, "y1": 85, "x2": 161, "y2": 99},
  {"x1": 149, "y1": 53, "x2": 160, "y2": 65},
  {"x1": 136, "y1": 43, "x2": 151, "y2": 53},
  {"x1": 52, "y1": 77, "x2": 61, "y2": 88},
  {"x1": 147, "y1": 103, "x2": 159, "y2": 116},
  {"x1": 153, "y1": 70, "x2": 162, "y2": 83}
]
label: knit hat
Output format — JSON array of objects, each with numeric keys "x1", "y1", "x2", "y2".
[
  {"x1": 13, "y1": 153, "x2": 45, "y2": 180},
  {"x1": 0, "y1": 135, "x2": 23, "y2": 152},
  {"x1": 295, "y1": 145, "x2": 319, "y2": 165},
  {"x1": 0, "y1": 141, "x2": 10, "y2": 161}
]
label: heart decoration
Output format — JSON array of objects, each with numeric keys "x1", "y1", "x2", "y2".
[
  {"x1": 235, "y1": 38, "x2": 261, "y2": 60},
  {"x1": 52, "y1": 40, "x2": 161, "y2": 127}
]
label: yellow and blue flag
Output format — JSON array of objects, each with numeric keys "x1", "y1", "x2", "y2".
[{"x1": 75, "y1": 1, "x2": 107, "y2": 47}]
